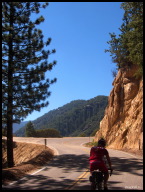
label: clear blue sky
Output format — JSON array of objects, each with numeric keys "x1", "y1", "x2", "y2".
[{"x1": 24, "y1": 2, "x2": 124, "y2": 122}]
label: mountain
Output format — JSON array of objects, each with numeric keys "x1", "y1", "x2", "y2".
[
  {"x1": 15, "y1": 95, "x2": 108, "y2": 137},
  {"x1": 13, "y1": 121, "x2": 28, "y2": 133},
  {"x1": 94, "y1": 65, "x2": 143, "y2": 150}
]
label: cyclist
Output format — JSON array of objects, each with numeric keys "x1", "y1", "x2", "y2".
[{"x1": 89, "y1": 138, "x2": 112, "y2": 190}]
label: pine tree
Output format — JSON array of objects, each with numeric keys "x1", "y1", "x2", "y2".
[
  {"x1": 2, "y1": 2, "x2": 57, "y2": 167},
  {"x1": 25, "y1": 121, "x2": 36, "y2": 137},
  {"x1": 121, "y1": 2, "x2": 143, "y2": 76},
  {"x1": 105, "y1": 2, "x2": 143, "y2": 76}
]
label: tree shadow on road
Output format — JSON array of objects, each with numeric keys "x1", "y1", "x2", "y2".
[
  {"x1": 2, "y1": 153, "x2": 143, "y2": 190},
  {"x1": 45, "y1": 153, "x2": 89, "y2": 173},
  {"x1": 107, "y1": 156, "x2": 143, "y2": 190},
  {"x1": 110, "y1": 156, "x2": 143, "y2": 176},
  {"x1": 2, "y1": 154, "x2": 89, "y2": 190},
  {"x1": 2, "y1": 174, "x2": 75, "y2": 190}
]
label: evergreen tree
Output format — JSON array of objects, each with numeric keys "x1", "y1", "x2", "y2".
[
  {"x1": 105, "y1": 2, "x2": 143, "y2": 77},
  {"x1": 25, "y1": 121, "x2": 36, "y2": 137},
  {"x1": 2, "y1": 2, "x2": 57, "y2": 167}
]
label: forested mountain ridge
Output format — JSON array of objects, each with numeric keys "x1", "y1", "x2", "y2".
[
  {"x1": 15, "y1": 95, "x2": 108, "y2": 137},
  {"x1": 13, "y1": 121, "x2": 28, "y2": 133}
]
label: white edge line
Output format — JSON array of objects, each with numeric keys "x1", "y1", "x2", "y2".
[{"x1": 2, "y1": 145, "x2": 59, "y2": 187}]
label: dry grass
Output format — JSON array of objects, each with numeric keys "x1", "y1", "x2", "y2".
[{"x1": 2, "y1": 140, "x2": 54, "y2": 185}]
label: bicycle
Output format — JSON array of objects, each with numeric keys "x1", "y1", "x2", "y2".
[{"x1": 89, "y1": 168, "x2": 113, "y2": 190}]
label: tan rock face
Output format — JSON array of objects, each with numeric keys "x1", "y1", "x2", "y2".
[{"x1": 94, "y1": 65, "x2": 143, "y2": 150}]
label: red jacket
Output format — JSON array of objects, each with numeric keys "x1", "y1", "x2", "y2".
[{"x1": 89, "y1": 146, "x2": 108, "y2": 162}]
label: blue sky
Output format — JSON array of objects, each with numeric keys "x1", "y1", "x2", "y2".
[{"x1": 24, "y1": 2, "x2": 124, "y2": 121}]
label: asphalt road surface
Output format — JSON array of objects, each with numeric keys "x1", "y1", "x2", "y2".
[{"x1": 2, "y1": 137, "x2": 143, "y2": 190}]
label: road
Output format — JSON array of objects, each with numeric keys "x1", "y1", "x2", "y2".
[{"x1": 2, "y1": 137, "x2": 143, "y2": 190}]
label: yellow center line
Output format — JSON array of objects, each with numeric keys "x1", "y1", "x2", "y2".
[
  {"x1": 65, "y1": 168, "x2": 90, "y2": 190},
  {"x1": 66, "y1": 149, "x2": 90, "y2": 189},
  {"x1": 65, "y1": 145, "x2": 91, "y2": 190}
]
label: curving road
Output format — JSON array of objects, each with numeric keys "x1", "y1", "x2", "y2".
[{"x1": 2, "y1": 137, "x2": 143, "y2": 190}]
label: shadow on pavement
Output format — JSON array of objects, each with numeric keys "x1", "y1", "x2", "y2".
[
  {"x1": 2, "y1": 174, "x2": 74, "y2": 190},
  {"x1": 2, "y1": 153, "x2": 143, "y2": 190},
  {"x1": 2, "y1": 153, "x2": 89, "y2": 190},
  {"x1": 110, "y1": 156, "x2": 143, "y2": 176},
  {"x1": 45, "y1": 153, "x2": 89, "y2": 173}
]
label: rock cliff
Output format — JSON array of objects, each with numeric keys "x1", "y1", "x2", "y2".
[{"x1": 94, "y1": 65, "x2": 143, "y2": 150}]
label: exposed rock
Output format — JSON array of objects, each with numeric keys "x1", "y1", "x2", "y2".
[{"x1": 94, "y1": 65, "x2": 143, "y2": 150}]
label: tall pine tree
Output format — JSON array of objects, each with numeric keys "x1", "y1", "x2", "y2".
[
  {"x1": 25, "y1": 121, "x2": 36, "y2": 137},
  {"x1": 105, "y1": 2, "x2": 143, "y2": 77},
  {"x1": 2, "y1": 2, "x2": 57, "y2": 167}
]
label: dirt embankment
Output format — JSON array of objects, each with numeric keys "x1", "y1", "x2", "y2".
[{"x1": 2, "y1": 140, "x2": 54, "y2": 185}]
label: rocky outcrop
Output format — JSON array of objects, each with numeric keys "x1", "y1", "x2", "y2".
[{"x1": 94, "y1": 65, "x2": 143, "y2": 150}]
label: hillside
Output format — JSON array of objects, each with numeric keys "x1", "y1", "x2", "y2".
[
  {"x1": 94, "y1": 65, "x2": 143, "y2": 150},
  {"x1": 2, "y1": 140, "x2": 54, "y2": 184},
  {"x1": 15, "y1": 95, "x2": 108, "y2": 137},
  {"x1": 13, "y1": 121, "x2": 28, "y2": 133}
]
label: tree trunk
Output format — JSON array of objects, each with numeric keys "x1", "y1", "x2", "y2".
[
  {"x1": 7, "y1": 3, "x2": 14, "y2": 168},
  {"x1": 7, "y1": 115, "x2": 14, "y2": 168},
  {"x1": 7, "y1": 48, "x2": 14, "y2": 167},
  {"x1": 7, "y1": 50, "x2": 14, "y2": 167}
]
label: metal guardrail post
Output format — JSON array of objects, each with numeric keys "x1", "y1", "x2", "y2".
[{"x1": 44, "y1": 138, "x2": 47, "y2": 149}]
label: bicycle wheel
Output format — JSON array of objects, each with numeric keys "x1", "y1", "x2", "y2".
[
  {"x1": 91, "y1": 182, "x2": 96, "y2": 190},
  {"x1": 97, "y1": 182, "x2": 103, "y2": 190}
]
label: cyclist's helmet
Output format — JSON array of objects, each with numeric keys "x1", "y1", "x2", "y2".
[{"x1": 98, "y1": 138, "x2": 106, "y2": 147}]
